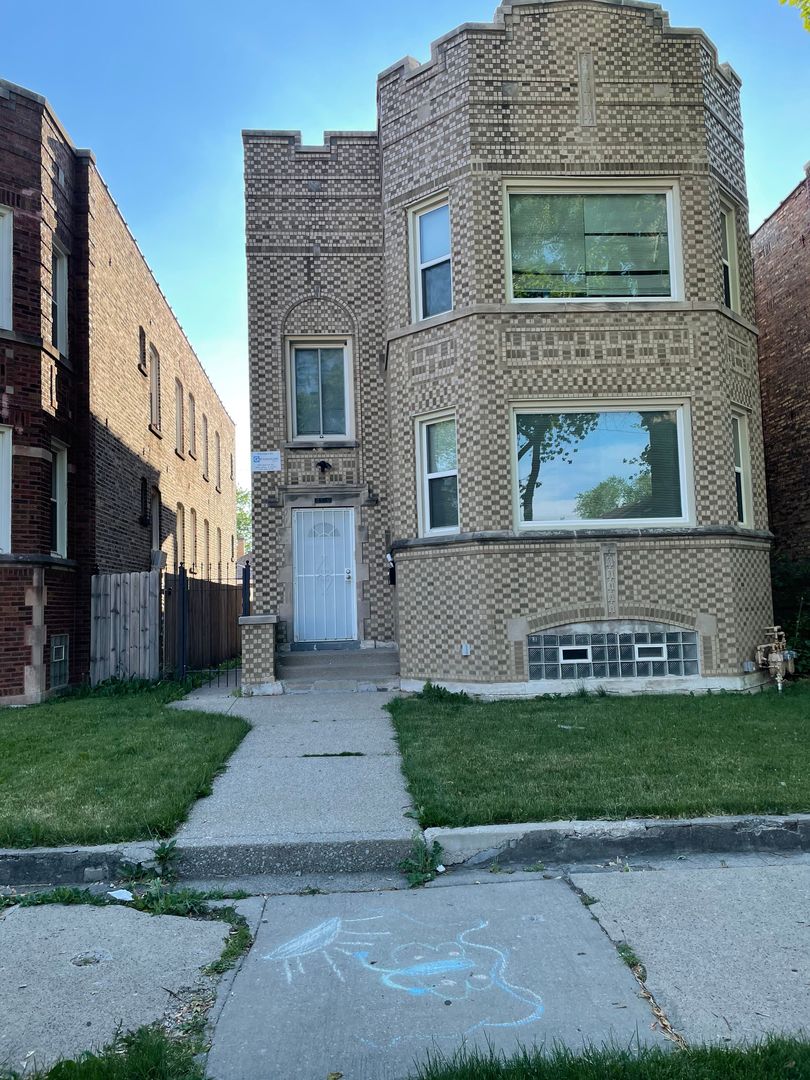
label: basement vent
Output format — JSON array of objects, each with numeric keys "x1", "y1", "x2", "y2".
[{"x1": 50, "y1": 634, "x2": 69, "y2": 689}]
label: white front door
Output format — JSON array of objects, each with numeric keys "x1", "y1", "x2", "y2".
[{"x1": 293, "y1": 508, "x2": 357, "y2": 642}]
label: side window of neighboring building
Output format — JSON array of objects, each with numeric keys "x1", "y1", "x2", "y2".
[
  {"x1": 216, "y1": 526, "x2": 222, "y2": 581},
  {"x1": 0, "y1": 425, "x2": 11, "y2": 553},
  {"x1": 411, "y1": 197, "x2": 453, "y2": 321},
  {"x1": 0, "y1": 206, "x2": 12, "y2": 331},
  {"x1": 202, "y1": 414, "x2": 209, "y2": 479},
  {"x1": 51, "y1": 240, "x2": 69, "y2": 356},
  {"x1": 189, "y1": 508, "x2": 197, "y2": 571},
  {"x1": 149, "y1": 345, "x2": 161, "y2": 432},
  {"x1": 175, "y1": 379, "x2": 184, "y2": 455},
  {"x1": 203, "y1": 518, "x2": 210, "y2": 577},
  {"x1": 150, "y1": 488, "x2": 162, "y2": 552},
  {"x1": 215, "y1": 431, "x2": 221, "y2": 491},
  {"x1": 720, "y1": 199, "x2": 740, "y2": 312},
  {"x1": 176, "y1": 503, "x2": 185, "y2": 570},
  {"x1": 418, "y1": 414, "x2": 459, "y2": 535},
  {"x1": 289, "y1": 341, "x2": 352, "y2": 440},
  {"x1": 138, "y1": 327, "x2": 147, "y2": 375},
  {"x1": 506, "y1": 182, "x2": 680, "y2": 301},
  {"x1": 732, "y1": 411, "x2": 751, "y2": 526},
  {"x1": 50, "y1": 442, "x2": 68, "y2": 557},
  {"x1": 188, "y1": 394, "x2": 197, "y2": 457}
]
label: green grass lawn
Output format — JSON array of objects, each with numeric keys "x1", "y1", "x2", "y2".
[
  {"x1": 388, "y1": 682, "x2": 810, "y2": 828},
  {"x1": 410, "y1": 1039, "x2": 810, "y2": 1079},
  {"x1": 0, "y1": 683, "x2": 249, "y2": 848}
]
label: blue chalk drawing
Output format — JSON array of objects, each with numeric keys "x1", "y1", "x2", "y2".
[{"x1": 263, "y1": 911, "x2": 544, "y2": 1044}]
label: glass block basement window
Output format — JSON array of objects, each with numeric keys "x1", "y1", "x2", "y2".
[{"x1": 528, "y1": 625, "x2": 699, "y2": 681}]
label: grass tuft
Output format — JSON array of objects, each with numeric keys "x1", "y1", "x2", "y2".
[
  {"x1": 0, "y1": 1024, "x2": 204, "y2": 1080},
  {"x1": 388, "y1": 683, "x2": 810, "y2": 827},
  {"x1": 410, "y1": 1037, "x2": 810, "y2": 1079},
  {"x1": 0, "y1": 682, "x2": 249, "y2": 848}
]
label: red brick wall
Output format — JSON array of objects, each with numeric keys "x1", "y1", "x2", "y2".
[{"x1": 752, "y1": 173, "x2": 810, "y2": 557}]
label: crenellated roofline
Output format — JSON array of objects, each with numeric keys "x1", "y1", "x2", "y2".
[{"x1": 377, "y1": 0, "x2": 741, "y2": 89}]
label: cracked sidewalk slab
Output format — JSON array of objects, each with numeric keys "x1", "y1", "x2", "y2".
[{"x1": 0, "y1": 902, "x2": 229, "y2": 1072}]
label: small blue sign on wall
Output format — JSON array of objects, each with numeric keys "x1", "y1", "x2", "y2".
[{"x1": 251, "y1": 450, "x2": 282, "y2": 473}]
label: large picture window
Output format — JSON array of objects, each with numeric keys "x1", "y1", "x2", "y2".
[
  {"x1": 418, "y1": 415, "x2": 459, "y2": 534},
  {"x1": 290, "y1": 343, "x2": 351, "y2": 440},
  {"x1": 508, "y1": 184, "x2": 678, "y2": 301},
  {"x1": 514, "y1": 405, "x2": 689, "y2": 528}
]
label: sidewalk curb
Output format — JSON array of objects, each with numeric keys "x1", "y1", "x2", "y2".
[
  {"x1": 425, "y1": 813, "x2": 810, "y2": 867},
  {"x1": 0, "y1": 837, "x2": 415, "y2": 887}
]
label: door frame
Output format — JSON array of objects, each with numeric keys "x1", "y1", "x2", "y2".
[{"x1": 292, "y1": 506, "x2": 358, "y2": 643}]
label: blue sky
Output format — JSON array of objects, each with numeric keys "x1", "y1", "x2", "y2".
[{"x1": 3, "y1": 1, "x2": 807, "y2": 485}]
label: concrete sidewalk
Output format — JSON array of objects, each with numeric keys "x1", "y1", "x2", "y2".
[{"x1": 172, "y1": 689, "x2": 415, "y2": 876}]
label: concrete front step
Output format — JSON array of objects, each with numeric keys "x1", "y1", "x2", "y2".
[{"x1": 280, "y1": 677, "x2": 401, "y2": 695}]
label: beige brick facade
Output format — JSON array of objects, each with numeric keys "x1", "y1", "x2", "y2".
[{"x1": 244, "y1": 0, "x2": 772, "y2": 693}]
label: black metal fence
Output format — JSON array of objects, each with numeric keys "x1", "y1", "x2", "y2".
[{"x1": 165, "y1": 566, "x2": 248, "y2": 678}]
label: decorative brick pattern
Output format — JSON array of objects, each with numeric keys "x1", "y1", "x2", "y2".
[
  {"x1": 245, "y1": 0, "x2": 771, "y2": 688},
  {"x1": 241, "y1": 621, "x2": 276, "y2": 686}
]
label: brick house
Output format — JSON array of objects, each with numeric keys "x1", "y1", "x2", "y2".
[
  {"x1": 241, "y1": 0, "x2": 772, "y2": 695},
  {"x1": 752, "y1": 165, "x2": 810, "y2": 559},
  {"x1": 0, "y1": 79, "x2": 237, "y2": 704}
]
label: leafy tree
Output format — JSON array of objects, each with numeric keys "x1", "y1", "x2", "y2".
[
  {"x1": 516, "y1": 413, "x2": 599, "y2": 521},
  {"x1": 780, "y1": 0, "x2": 810, "y2": 31},
  {"x1": 575, "y1": 471, "x2": 652, "y2": 519},
  {"x1": 236, "y1": 487, "x2": 252, "y2": 549}
]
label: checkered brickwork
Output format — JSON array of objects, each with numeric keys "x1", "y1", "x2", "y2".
[{"x1": 244, "y1": 0, "x2": 771, "y2": 686}]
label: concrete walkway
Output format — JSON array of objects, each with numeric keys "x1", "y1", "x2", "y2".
[{"x1": 172, "y1": 689, "x2": 415, "y2": 874}]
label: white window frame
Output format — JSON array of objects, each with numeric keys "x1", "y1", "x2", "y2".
[
  {"x1": 286, "y1": 337, "x2": 354, "y2": 443},
  {"x1": 0, "y1": 207, "x2": 12, "y2": 331},
  {"x1": 634, "y1": 643, "x2": 665, "y2": 661},
  {"x1": 50, "y1": 441, "x2": 68, "y2": 558},
  {"x1": 511, "y1": 399, "x2": 694, "y2": 531},
  {"x1": 409, "y1": 194, "x2": 453, "y2": 323},
  {"x1": 51, "y1": 238, "x2": 69, "y2": 356},
  {"x1": 0, "y1": 425, "x2": 11, "y2": 553},
  {"x1": 504, "y1": 177, "x2": 684, "y2": 304},
  {"x1": 719, "y1": 197, "x2": 740, "y2": 313},
  {"x1": 416, "y1": 411, "x2": 460, "y2": 537},
  {"x1": 731, "y1": 409, "x2": 752, "y2": 527},
  {"x1": 175, "y1": 379, "x2": 184, "y2": 455}
]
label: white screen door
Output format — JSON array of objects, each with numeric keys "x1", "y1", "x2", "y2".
[{"x1": 293, "y1": 508, "x2": 357, "y2": 642}]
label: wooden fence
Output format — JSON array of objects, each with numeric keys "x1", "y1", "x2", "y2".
[
  {"x1": 164, "y1": 570, "x2": 242, "y2": 673},
  {"x1": 90, "y1": 571, "x2": 161, "y2": 685}
]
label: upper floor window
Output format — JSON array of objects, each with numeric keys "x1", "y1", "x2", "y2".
[
  {"x1": 51, "y1": 240, "x2": 69, "y2": 356},
  {"x1": 507, "y1": 181, "x2": 680, "y2": 302},
  {"x1": 418, "y1": 414, "x2": 459, "y2": 535},
  {"x1": 0, "y1": 206, "x2": 12, "y2": 331},
  {"x1": 289, "y1": 341, "x2": 352, "y2": 441},
  {"x1": 513, "y1": 403, "x2": 691, "y2": 529},
  {"x1": 732, "y1": 411, "x2": 751, "y2": 526},
  {"x1": 50, "y1": 442, "x2": 68, "y2": 557},
  {"x1": 175, "y1": 379, "x2": 184, "y2": 455},
  {"x1": 188, "y1": 393, "x2": 197, "y2": 457},
  {"x1": 411, "y1": 197, "x2": 453, "y2": 320},
  {"x1": 202, "y1": 414, "x2": 209, "y2": 479},
  {"x1": 149, "y1": 345, "x2": 161, "y2": 433},
  {"x1": 138, "y1": 327, "x2": 147, "y2": 375},
  {"x1": 214, "y1": 431, "x2": 221, "y2": 491},
  {"x1": 0, "y1": 425, "x2": 11, "y2": 553},
  {"x1": 720, "y1": 199, "x2": 740, "y2": 312}
]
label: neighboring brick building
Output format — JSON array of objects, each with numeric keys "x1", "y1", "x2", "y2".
[
  {"x1": 752, "y1": 165, "x2": 810, "y2": 559},
  {"x1": 242, "y1": 0, "x2": 771, "y2": 695},
  {"x1": 0, "y1": 79, "x2": 237, "y2": 704}
]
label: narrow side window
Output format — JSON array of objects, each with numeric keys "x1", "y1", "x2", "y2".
[
  {"x1": 418, "y1": 415, "x2": 459, "y2": 535},
  {"x1": 413, "y1": 199, "x2": 452, "y2": 320}
]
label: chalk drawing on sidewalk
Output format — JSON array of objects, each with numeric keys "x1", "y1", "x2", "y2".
[
  {"x1": 262, "y1": 915, "x2": 391, "y2": 983},
  {"x1": 263, "y1": 911, "x2": 543, "y2": 1042}
]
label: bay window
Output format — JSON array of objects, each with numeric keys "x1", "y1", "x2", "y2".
[
  {"x1": 514, "y1": 404, "x2": 690, "y2": 528},
  {"x1": 731, "y1": 411, "x2": 751, "y2": 526},
  {"x1": 507, "y1": 181, "x2": 680, "y2": 301}
]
